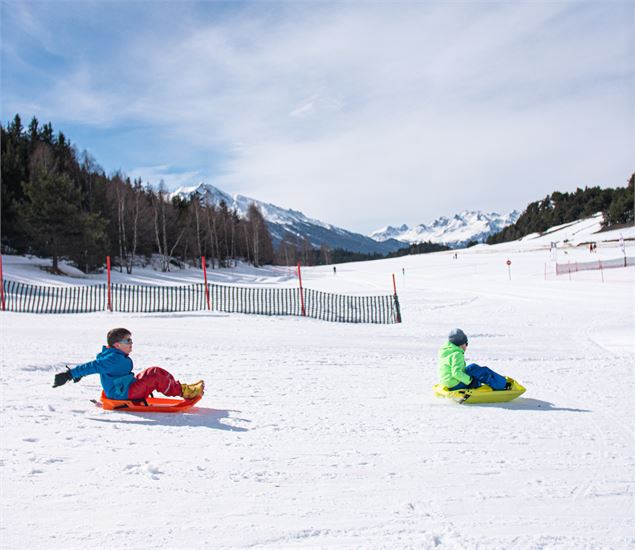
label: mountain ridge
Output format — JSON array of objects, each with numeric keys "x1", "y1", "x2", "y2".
[
  {"x1": 371, "y1": 210, "x2": 521, "y2": 248},
  {"x1": 172, "y1": 183, "x2": 520, "y2": 252},
  {"x1": 170, "y1": 183, "x2": 407, "y2": 255}
]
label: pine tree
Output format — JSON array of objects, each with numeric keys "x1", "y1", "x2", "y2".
[
  {"x1": 2, "y1": 115, "x2": 278, "y2": 270},
  {"x1": 606, "y1": 174, "x2": 634, "y2": 226},
  {"x1": 21, "y1": 171, "x2": 102, "y2": 271},
  {"x1": 1, "y1": 118, "x2": 30, "y2": 250}
]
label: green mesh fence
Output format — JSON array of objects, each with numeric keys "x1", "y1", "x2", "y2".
[{"x1": 1, "y1": 280, "x2": 402, "y2": 324}]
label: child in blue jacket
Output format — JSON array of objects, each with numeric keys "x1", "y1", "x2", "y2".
[{"x1": 53, "y1": 327, "x2": 204, "y2": 400}]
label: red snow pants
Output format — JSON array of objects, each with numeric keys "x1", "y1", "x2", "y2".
[{"x1": 127, "y1": 367, "x2": 182, "y2": 400}]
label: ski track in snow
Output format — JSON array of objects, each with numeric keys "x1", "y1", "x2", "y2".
[{"x1": 1, "y1": 240, "x2": 634, "y2": 549}]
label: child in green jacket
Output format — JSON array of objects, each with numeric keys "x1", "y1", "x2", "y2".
[{"x1": 438, "y1": 328, "x2": 509, "y2": 391}]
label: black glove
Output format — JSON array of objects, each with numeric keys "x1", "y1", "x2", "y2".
[{"x1": 53, "y1": 366, "x2": 80, "y2": 388}]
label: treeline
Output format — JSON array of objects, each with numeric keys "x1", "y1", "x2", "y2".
[
  {"x1": 387, "y1": 241, "x2": 450, "y2": 256},
  {"x1": 487, "y1": 176, "x2": 634, "y2": 245},
  {"x1": 280, "y1": 241, "x2": 448, "y2": 265},
  {"x1": 1, "y1": 115, "x2": 274, "y2": 273},
  {"x1": 277, "y1": 240, "x2": 389, "y2": 266}
]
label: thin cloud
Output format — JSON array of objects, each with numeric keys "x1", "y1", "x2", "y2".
[
  {"x1": 126, "y1": 165, "x2": 204, "y2": 190},
  {"x1": 2, "y1": 2, "x2": 631, "y2": 232}
]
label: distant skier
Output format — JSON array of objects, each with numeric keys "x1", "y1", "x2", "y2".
[
  {"x1": 52, "y1": 327, "x2": 204, "y2": 400},
  {"x1": 333, "y1": 266, "x2": 337, "y2": 275},
  {"x1": 438, "y1": 329, "x2": 509, "y2": 391}
]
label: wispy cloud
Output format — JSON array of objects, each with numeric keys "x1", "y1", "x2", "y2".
[
  {"x1": 2, "y1": 2, "x2": 631, "y2": 232},
  {"x1": 126, "y1": 165, "x2": 204, "y2": 191}
]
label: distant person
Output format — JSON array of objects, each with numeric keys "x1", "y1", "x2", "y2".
[
  {"x1": 333, "y1": 266, "x2": 337, "y2": 275},
  {"x1": 402, "y1": 267, "x2": 405, "y2": 275},
  {"x1": 438, "y1": 329, "x2": 509, "y2": 391},
  {"x1": 52, "y1": 327, "x2": 204, "y2": 400}
]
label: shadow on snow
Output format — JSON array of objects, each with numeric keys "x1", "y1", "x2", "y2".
[
  {"x1": 89, "y1": 406, "x2": 250, "y2": 431},
  {"x1": 471, "y1": 397, "x2": 590, "y2": 412}
]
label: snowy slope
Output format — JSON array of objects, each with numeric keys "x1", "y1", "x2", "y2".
[
  {"x1": 475, "y1": 212, "x2": 633, "y2": 254},
  {"x1": 1, "y1": 219, "x2": 634, "y2": 549},
  {"x1": 171, "y1": 183, "x2": 407, "y2": 255},
  {"x1": 371, "y1": 210, "x2": 520, "y2": 247},
  {"x1": 4, "y1": 213, "x2": 631, "y2": 288}
]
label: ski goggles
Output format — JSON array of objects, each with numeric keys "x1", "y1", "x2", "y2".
[{"x1": 118, "y1": 338, "x2": 133, "y2": 345}]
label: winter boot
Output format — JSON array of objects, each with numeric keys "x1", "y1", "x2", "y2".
[{"x1": 181, "y1": 380, "x2": 205, "y2": 399}]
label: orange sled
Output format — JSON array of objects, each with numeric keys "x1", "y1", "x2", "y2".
[{"x1": 96, "y1": 391, "x2": 202, "y2": 412}]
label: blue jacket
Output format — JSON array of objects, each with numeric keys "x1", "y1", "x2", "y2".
[{"x1": 70, "y1": 346, "x2": 135, "y2": 399}]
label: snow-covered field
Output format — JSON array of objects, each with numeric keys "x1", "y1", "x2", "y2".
[{"x1": 1, "y1": 220, "x2": 634, "y2": 549}]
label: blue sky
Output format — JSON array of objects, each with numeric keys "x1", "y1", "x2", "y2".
[{"x1": 1, "y1": 1, "x2": 632, "y2": 233}]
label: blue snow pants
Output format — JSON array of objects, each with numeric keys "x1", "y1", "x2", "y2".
[{"x1": 449, "y1": 363, "x2": 507, "y2": 391}]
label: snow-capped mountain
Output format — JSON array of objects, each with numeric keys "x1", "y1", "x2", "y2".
[
  {"x1": 170, "y1": 183, "x2": 407, "y2": 255},
  {"x1": 371, "y1": 210, "x2": 521, "y2": 248}
]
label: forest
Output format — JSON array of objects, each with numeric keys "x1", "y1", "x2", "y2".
[
  {"x1": 487, "y1": 175, "x2": 634, "y2": 245},
  {"x1": 1, "y1": 115, "x2": 278, "y2": 274}
]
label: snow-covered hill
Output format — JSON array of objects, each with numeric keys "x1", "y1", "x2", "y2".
[
  {"x1": 171, "y1": 183, "x2": 407, "y2": 255},
  {"x1": 371, "y1": 210, "x2": 520, "y2": 248},
  {"x1": 1, "y1": 216, "x2": 634, "y2": 549}
]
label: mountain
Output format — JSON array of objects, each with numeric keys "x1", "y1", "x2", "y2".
[
  {"x1": 371, "y1": 210, "x2": 520, "y2": 248},
  {"x1": 170, "y1": 183, "x2": 408, "y2": 255}
]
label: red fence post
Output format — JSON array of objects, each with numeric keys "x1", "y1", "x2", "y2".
[
  {"x1": 297, "y1": 261, "x2": 306, "y2": 316},
  {"x1": 0, "y1": 253, "x2": 5, "y2": 311},
  {"x1": 202, "y1": 256, "x2": 211, "y2": 310},
  {"x1": 106, "y1": 256, "x2": 112, "y2": 312},
  {"x1": 392, "y1": 273, "x2": 402, "y2": 323}
]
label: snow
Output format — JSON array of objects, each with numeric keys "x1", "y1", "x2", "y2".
[
  {"x1": 1, "y1": 220, "x2": 634, "y2": 549},
  {"x1": 2, "y1": 255, "x2": 298, "y2": 288}
]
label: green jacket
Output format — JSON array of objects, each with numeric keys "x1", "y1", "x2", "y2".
[{"x1": 438, "y1": 341, "x2": 472, "y2": 388}]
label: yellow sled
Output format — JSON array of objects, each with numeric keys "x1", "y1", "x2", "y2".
[{"x1": 433, "y1": 377, "x2": 526, "y2": 404}]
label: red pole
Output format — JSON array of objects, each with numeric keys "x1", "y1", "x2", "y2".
[
  {"x1": 0, "y1": 253, "x2": 5, "y2": 311},
  {"x1": 297, "y1": 261, "x2": 306, "y2": 316},
  {"x1": 392, "y1": 273, "x2": 402, "y2": 323},
  {"x1": 106, "y1": 256, "x2": 112, "y2": 311},
  {"x1": 202, "y1": 256, "x2": 211, "y2": 310}
]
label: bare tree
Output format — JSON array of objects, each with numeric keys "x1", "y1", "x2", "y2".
[
  {"x1": 113, "y1": 174, "x2": 126, "y2": 273},
  {"x1": 193, "y1": 197, "x2": 203, "y2": 259},
  {"x1": 127, "y1": 179, "x2": 142, "y2": 274},
  {"x1": 152, "y1": 182, "x2": 186, "y2": 271}
]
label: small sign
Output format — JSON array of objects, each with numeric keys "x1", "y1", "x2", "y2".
[{"x1": 506, "y1": 259, "x2": 511, "y2": 266}]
